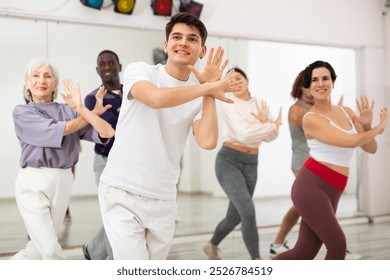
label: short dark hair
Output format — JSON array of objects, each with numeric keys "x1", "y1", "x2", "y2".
[
  {"x1": 97, "y1": 50, "x2": 120, "y2": 64},
  {"x1": 165, "y1": 12, "x2": 208, "y2": 46},
  {"x1": 303, "y1": 60, "x2": 337, "y2": 88},
  {"x1": 227, "y1": 67, "x2": 248, "y2": 80},
  {"x1": 291, "y1": 70, "x2": 305, "y2": 99}
]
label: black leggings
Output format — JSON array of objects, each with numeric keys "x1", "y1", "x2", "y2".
[{"x1": 273, "y1": 161, "x2": 346, "y2": 260}]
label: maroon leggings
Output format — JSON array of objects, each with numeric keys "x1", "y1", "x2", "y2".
[{"x1": 273, "y1": 158, "x2": 347, "y2": 260}]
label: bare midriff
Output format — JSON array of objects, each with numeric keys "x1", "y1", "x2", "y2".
[{"x1": 223, "y1": 142, "x2": 258, "y2": 155}]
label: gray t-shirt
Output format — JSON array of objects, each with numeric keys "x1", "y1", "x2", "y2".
[{"x1": 13, "y1": 102, "x2": 105, "y2": 169}]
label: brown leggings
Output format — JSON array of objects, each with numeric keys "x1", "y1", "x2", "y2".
[{"x1": 273, "y1": 161, "x2": 346, "y2": 260}]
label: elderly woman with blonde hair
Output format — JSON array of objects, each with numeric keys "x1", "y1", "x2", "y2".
[{"x1": 11, "y1": 59, "x2": 114, "y2": 260}]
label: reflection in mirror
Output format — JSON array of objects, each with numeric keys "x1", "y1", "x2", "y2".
[
  {"x1": 176, "y1": 37, "x2": 359, "y2": 236},
  {"x1": 246, "y1": 40, "x2": 357, "y2": 197},
  {"x1": 0, "y1": 15, "x2": 360, "y2": 247}
]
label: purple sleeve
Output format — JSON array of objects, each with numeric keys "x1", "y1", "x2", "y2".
[
  {"x1": 79, "y1": 124, "x2": 109, "y2": 144},
  {"x1": 13, "y1": 105, "x2": 64, "y2": 148}
]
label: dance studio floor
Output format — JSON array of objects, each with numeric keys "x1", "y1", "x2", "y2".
[{"x1": 1, "y1": 192, "x2": 389, "y2": 260}]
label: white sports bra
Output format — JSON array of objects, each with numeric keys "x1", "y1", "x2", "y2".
[{"x1": 304, "y1": 106, "x2": 358, "y2": 167}]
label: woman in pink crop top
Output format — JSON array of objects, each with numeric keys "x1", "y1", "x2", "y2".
[{"x1": 273, "y1": 60, "x2": 387, "y2": 260}]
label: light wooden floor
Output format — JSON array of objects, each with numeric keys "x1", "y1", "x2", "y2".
[{"x1": 1, "y1": 192, "x2": 389, "y2": 260}]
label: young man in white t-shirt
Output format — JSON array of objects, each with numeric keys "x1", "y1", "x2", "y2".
[{"x1": 98, "y1": 12, "x2": 243, "y2": 260}]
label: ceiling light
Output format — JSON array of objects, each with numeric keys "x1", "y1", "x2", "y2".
[
  {"x1": 80, "y1": 0, "x2": 104, "y2": 10},
  {"x1": 151, "y1": 0, "x2": 173, "y2": 16}
]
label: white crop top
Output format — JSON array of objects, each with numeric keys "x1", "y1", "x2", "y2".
[{"x1": 305, "y1": 106, "x2": 358, "y2": 167}]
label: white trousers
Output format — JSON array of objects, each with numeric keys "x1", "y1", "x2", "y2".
[
  {"x1": 85, "y1": 153, "x2": 113, "y2": 260},
  {"x1": 10, "y1": 167, "x2": 73, "y2": 260},
  {"x1": 98, "y1": 181, "x2": 177, "y2": 260}
]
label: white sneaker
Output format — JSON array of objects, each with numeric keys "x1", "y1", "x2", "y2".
[
  {"x1": 269, "y1": 241, "x2": 289, "y2": 257},
  {"x1": 345, "y1": 249, "x2": 362, "y2": 260}
]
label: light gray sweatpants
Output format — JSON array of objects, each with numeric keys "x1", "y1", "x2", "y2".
[{"x1": 211, "y1": 146, "x2": 260, "y2": 259}]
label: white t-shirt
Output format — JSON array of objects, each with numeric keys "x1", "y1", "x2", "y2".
[{"x1": 100, "y1": 62, "x2": 202, "y2": 201}]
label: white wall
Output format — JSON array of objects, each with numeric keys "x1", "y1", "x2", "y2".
[
  {"x1": 358, "y1": 46, "x2": 390, "y2": 216},
  {"x1": 0, "y1": 0, "x2": 389, "y2": 217},
  {"x1": 0, "y1": 0, "x2": 383, "y2": 46},
  {"x1": 382, "y1": 3, "x2": 390, "y2": 216}
]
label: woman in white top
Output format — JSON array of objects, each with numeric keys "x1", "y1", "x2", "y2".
[
  {"x1": 203, "y1": 67, "x2": 282, "y2": 260},
  {"x1": 274, "y1": 60, "x2": 387, "y2": 260}
]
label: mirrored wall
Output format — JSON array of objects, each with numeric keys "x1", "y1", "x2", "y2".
[{"x1": 0, "y1": 17, "x2": 360, "y2": 238}]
